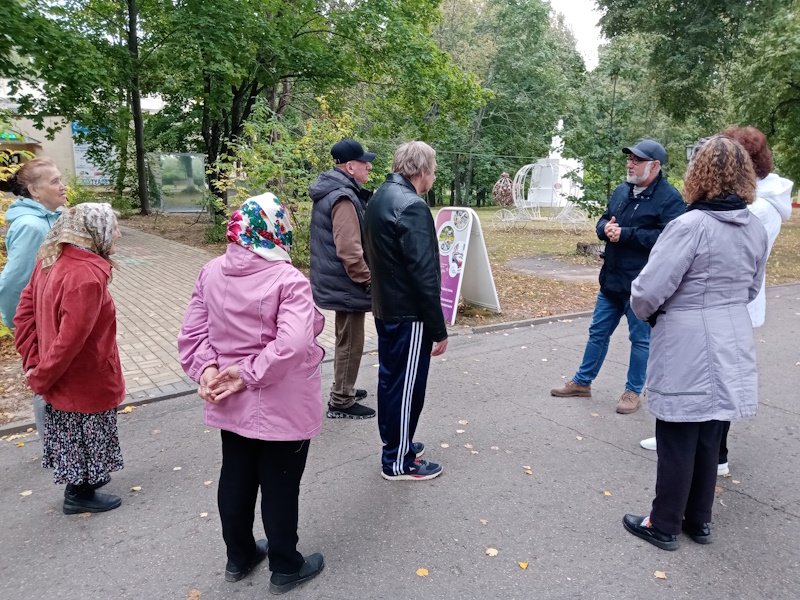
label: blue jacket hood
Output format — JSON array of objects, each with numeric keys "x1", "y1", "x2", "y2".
[{"x1": 5, "y1": 197, "x2": 62, "y2": 223}]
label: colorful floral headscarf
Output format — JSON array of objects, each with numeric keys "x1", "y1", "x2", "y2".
[
  {"x1": 37, "y1": 202, "x2": 118, "y2": 269},
  {"x1": 226, "y1": 192, "x2": 293, "y2": 262}
]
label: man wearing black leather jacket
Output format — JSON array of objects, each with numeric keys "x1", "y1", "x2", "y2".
[{"x1": 363, "y1": 141, "x2": 448, "y2": 481}]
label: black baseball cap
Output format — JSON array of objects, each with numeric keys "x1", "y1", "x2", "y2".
[
  {"x1": 622, "y1": 139, "x2": 667, "y2": 165},
  {"x1": 331, "y1": 138, "x2": 375, "y2": 163}
]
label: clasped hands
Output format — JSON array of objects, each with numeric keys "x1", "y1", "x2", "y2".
[
  {"x1": 198, "y1": 365, "x2": 246, "y2": 404},
  {"x1": 604, "y1": 216, "x2": 621, "y2": 243}
]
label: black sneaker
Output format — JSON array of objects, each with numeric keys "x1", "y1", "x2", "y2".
[
  {"x1": 682, "y1": 521, "x2": 712, "y2": 544},
  {"x1": 63, "y1": 486, "x2": 122, "y2": 514},
  {"x1": 326, "y1": 402, "x2": 376, "y2": 419},
  {"x1": 622, "y1": 514, "x2": 678, "y2": 551},
  {"x1": 269, "y1": 552, "x2": 324, "y2": 595},
  {"x1": 355, "y1": 389, "x2": 368, "y2": 400},
  {"x1": 413, "y1": 442, "x2": 424, "y2": 458},
  {"x1": 381, "y1": 459, "x2": 443, "y2": 481},
  {"x1": 225, "y1": 539, "x2": 268, "y2": 582}
]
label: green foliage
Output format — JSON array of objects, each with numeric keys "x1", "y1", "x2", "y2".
[{"x1": 65, "y1": 175, "x2": 102, "y2": 206}]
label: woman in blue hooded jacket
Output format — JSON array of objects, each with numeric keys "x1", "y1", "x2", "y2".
[{"x1": 0, "y1": 157, "x2": 66, "y2": 432}]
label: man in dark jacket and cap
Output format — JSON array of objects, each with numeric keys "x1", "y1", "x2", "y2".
[
  {"x1": 363, "y1": 140, "x2": 448, "y2": 481},
  {"x1": 550, "y1": 139, "x2": 685, "y2": 414},
  {"x1": 309, "y1": 139, "x2": 376, "y2": 419}
]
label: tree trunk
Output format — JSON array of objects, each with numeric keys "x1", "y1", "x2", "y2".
[
  {"x1": 427, "y1": 187, "x2": 436, "y2": 207},
  {"x1": 476, "y1": 189, "x2": 485, "y2": 207},
  {"x1": 127, "y1": 0, "x2": 150, "y2": 215},
  {"x1": 452, "y1": 153, "x2": 461, "y2": 205},
  {"x1": 606, "y1": 73, "x2": 618, "y2": 200},
  {"x1": 115, "y1": 89, "x2": 130, "y2": 198}
]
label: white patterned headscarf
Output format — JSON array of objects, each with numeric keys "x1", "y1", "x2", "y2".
[
  {"x1": 226, "y1": 192, "x2": 293, "y2": 262},
  {"x1": 37, "y1": 203, "x2": 118, "y2": 269}
]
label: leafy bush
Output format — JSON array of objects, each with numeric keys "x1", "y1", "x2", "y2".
[{"x1": 65, "y1": 175, "x2": 102, "y2": 205}]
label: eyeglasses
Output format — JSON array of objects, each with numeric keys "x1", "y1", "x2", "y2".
[{"x1": 626, "y1": 156, "x2": 653, "y2": 165}]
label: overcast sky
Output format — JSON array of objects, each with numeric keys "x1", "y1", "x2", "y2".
[{"x1": 552, "y1": 0, "x2": 606, "y2": 70}]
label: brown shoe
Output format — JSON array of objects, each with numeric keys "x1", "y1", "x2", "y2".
[
  {"x1": 550, "y1": 380, "x2": 592, "y2": 397},
  {"x1": 616, "y1": 390, "x2": 640, "y2": 414}
]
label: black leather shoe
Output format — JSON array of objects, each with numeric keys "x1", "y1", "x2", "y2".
[
  {"x1": 682, "y1": 521, "x2": 712, "y2": 544},
  {"x1": 355, "y1": 389, "x2": 368, "y2": 400},
  {"x1": 63, "y1": 488, "x2": 122, "y2": 514},
  {"x1": 269, "y1": 553, "x2": 324, "y2": 595},
  {"x1": 89, "y1": 476, "x2": 111, "y2": 491},
  {"x1": 225, "y1": 539, "x2": 268, "y2": 582},
  {"x1": 622, "y1": 514, "x2": 679, "y2": 551}
]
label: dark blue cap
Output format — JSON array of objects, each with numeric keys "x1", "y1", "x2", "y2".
[
  {"x1": 622, "y1": 139, "x2": 667, "y2": 165},
  {"x1": 331, "y1": 139, "x2": 375, "y2": 163}
]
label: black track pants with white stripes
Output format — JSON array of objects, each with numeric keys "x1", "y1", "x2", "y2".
[{"x1": 375, "y1": 319, "x2": 433, "y2": 475}]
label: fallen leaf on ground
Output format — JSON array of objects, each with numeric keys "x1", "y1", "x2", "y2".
[
  {"x1": 590, "y1": 413, "x2": 599, "y2": 417},
  {"x1": 522, "y1": 465, "x2": 531, "y2": 469},
  {"x1": 130, "y1": 486, "x2": 142, "y2": 492},
  {"x1": 654, "y1": 571, "x2": 667, "y2": 580},
  {"x1": 464, "y1": 443, "x2": 473, "y2": 449},
  {"x1": 525, "y1": 469, "x2": 533, "y2": 475},
  {"x1": 490, "y1": 446, "x2": 499, "y2": 450},
  {"x1": 480, "y1": 519, "x2": 489, "y2": 526},
  {"x1": 16, "y1": 442, "x2": 23, "y2": 447},
  {"x1": 541, "y1": 358, "x2": 548, "y2": 362},
  {"x1": 485, "y1": 548, "x2": 499, "y2": 557},
  {"x1": 173, "y1": 467, "x2": 182, "y2": 471},
  {"x1": 204, "y1": 480, "x2": 213, "y2": 485},
  {"x1": 20, "y1": 490, "x2": 32, "y2": 496},
  {"x1": 200, "y1": 512, "x2": 208, "y2": 517},
  {"x1": 456, "y1": 429, "x2": 465, "y2": 434},
  {"x1": 604, "y1": 491, "x2": 611, "y2": 497},
  {"x1": 416, "y1": 568, "x2": 429, "y2": 577},
  {"x1": 471, "y1": 450, "x2": 479, "y2": 455},
  {"x1": 520, "y1": 346, "x2": 527, "y2": 349},
  {"x1": 576, "y1": 436, "x2": 583, "y2": 441},
  {"x1": 203, "y1": 430, "x2": 210, "y2": 433},
  {"x1": 732, "y1": 480, "x2": 740, "y2": 484},
  {"x1": 720, "y1": 499, "x2": 727, "y2": 506},
  {"x1": 26, "y1": 428, "x2": 33, "y2": 433},
  {"x1": 722, "y1": 473, "x2": 731, "y2": 478},
  {"x1": 519, "y1": 562, "x2": 528, "y2": 570},
  {"x1": 123, "y1": 406, "x2": 135, "y2": 413},
  {"x1": 458, "y1": 420, "x2": 469, "y2": 425},
  {"x1": 440, "y1": 443, "x2": 450, "y2": 448},
  {"x1": 715, "y1": 486, "x2": 723, "y2": 494},
  {"x1": 78, "y1": 512, "x2": 92, "y2": 518},
  {"x1": 152, "y1": 429, "x2": 161, "y2": 435},
  {"x1": 187, "y1": 590, "x2": 202, "y2": 600},
  {"x1": 369, "y1": 351, "x2": 377, "y2": 355}
]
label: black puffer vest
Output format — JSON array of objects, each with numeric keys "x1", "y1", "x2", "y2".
[{"x1": 309, "y1": 168, "x2": 372, "y2": 312}]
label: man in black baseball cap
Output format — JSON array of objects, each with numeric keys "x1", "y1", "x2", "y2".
[
  {"x1": 551, "y1": 137, "x2": 684, "y2": 415},
  {"x1": 331, "y1": 138, "x2": 376, "y2": 163},
  {"x1": 308, "y1": 139, "x2": 377, "y2": 419},
  {"x1": 622, "y1": 139, "x2": 668, "y2": 166}
]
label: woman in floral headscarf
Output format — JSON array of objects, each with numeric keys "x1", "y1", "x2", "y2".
[
  {"x1": 14, "y1": 203, "x2": 125, "y2": 515},
  {"x1": 178, "y1": 193, "x2": 326, "y2": 594}
]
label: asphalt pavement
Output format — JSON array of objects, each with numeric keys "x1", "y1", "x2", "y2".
[{"x1": 1, "y1": 285, "x2": 799, "y2": 600}]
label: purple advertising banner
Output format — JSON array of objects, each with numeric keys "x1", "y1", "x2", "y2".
[{"x1": 435, "y1": 208, "x2": 473, "y2": 324}]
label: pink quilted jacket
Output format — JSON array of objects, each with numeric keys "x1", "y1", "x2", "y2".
[{"x1": 179, "y1": 243, "x2": 325, "y2": 441}]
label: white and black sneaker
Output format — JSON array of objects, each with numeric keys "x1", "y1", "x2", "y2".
[
  {"x1": 381, "y1": 458, "x2": 442, "y2": 481},
  {"x1": 326, "y1": 402, "x2": 376, "y2": 419}
]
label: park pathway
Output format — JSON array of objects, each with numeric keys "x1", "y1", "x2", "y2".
[{"x1": 111, "y1": 226, "x2": 378, "y2": 402}]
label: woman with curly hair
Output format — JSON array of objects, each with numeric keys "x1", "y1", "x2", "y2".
[
  {"x1": 639, "y1": 128, "x2": 793, "y2": 475},
  {"x1": 622, "y1": 137, "x2": 769, "y2": 550},
  {"x1": 178, "y1": 193, "x2": 325, "y2": 594}
]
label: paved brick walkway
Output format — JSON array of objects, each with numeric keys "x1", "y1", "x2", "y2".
[{"x1": 112, "y1": 226, "x2": 377, "y2": 401}]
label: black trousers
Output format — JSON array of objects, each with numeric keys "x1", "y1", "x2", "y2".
[
  {"x1": 719, "y1": 421, "x2": 731, "y2": 464},
  {"x1": 375, "y1": 319, "x2": 433, "y2": 475},
  {"x1": 651, "y1": 419, "x2": 724, "y2": 535},
  {"x1": 218, "y1": 430, "x2": 309, "y2": 574}
]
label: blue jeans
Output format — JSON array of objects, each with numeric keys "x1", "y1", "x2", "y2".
[{"x1": 573, "y1": 290, "x2": 650, "y2": 393}]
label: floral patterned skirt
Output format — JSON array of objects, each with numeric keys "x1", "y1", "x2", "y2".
[{"x1": 42, "y1": 404, "x2": 124, "y2": 485}]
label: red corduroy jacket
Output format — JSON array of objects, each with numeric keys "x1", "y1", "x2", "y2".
[{"x1": 14, "y1": 245, "x2": 124, "y2": 413}]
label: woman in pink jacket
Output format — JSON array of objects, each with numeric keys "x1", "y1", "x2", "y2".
[{"x1": 178, "y1": 193, "x2": 325, "y2": 595}]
